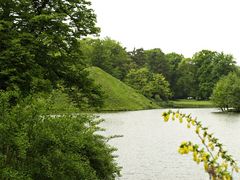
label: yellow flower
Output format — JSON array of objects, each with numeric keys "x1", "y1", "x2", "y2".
[
  {"x1": 193, "y1": 151, "x2": 197, "y2": 157},
  {"x1": 178, "y1": 148, "x2": 184, "y2": 154},
  {"x1": 201, "y1": 152, "x2": 208, "y2": 162},
  {"x1": 163, "y1": 115, "x2": 169, "y2": 122},
  {"x1": 175, "y1": 113, "x2": 179, "y2": 118},
  {"x1": 187, "y1": 123, "x2": 191, "y2": 128},
  {"x1": 183, "y1": 146, "x2": 189, "y2": 154},
  {"x1": 178, "y1": 147, "x2": 188, "y2": 154},
  {"x1": 181, "y1": 141, "x2": 187, "y2": 145},
  {"x1": 179, "y1": 117, "x2": 183, "y2": 123},
  {"x1": 193, "y1": 151, "x2": 198, "y2": 161},
  {"x1": 188, "y1": 145, "x2": 193, "y2": 152}
]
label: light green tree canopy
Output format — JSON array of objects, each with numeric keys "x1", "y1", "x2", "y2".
[
  {"x1": 211, "y1": 72, "x2": 240, "y2": 112},
  {"x1": 125, "y1": 68, "x2": 172, "y2": 101}
]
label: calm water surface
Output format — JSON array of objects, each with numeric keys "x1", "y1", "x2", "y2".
[{"x1": 98, "y1": 108, "x2": 240, "y2": 180}]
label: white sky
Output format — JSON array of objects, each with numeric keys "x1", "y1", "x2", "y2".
[{"x1": 91, "y1": 0, "x2": 240, "y2": 65}]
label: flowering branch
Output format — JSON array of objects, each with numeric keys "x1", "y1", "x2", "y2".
[{"x1": 162, "y1": 110, "x2": 239, "y2": 180}]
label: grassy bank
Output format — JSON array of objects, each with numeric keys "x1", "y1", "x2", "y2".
[
  {"x1": 169, "y1": 99, "x2": 215, "y2": 108},
  {"x1": 87, "y1": 67, "x2": 159, "y2": 111}
]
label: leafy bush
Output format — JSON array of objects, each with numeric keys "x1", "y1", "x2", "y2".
[{"x1": 0, "y1": 91, "x2": 120, "y2": 179}]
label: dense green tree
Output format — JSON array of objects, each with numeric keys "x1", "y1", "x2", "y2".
[
  {"x1": 128, "y1": 48, "x2": 147, "y2": 68},
  {"x1": 193, "y1": 50, "x2": 218, "y2": 99},
  {"x1": 211, "y1": 72, "x2": 240, "y2": 112},
  {"x1": 125, "y1": 68, "x2": 172, "y2": 101},
  {"x1": 0, "y1": 0, "x2": 103, "y2": 108},
  {"x1": 86, "y1": 38, "x2": 131, "y2": 80},
  {"x1": 165, "y1": 53, "x2": 184, "y2": 97},
  {"x1": 124, "y1": 68, "x2": 150, "y2": 93},
  {"x1": 192, "y1": 50, "x2": 236, "y2": 99},
  {"x1": 175, "y1": 58, "x2": 197, "y2": 98},
  {"x1": 147, "y1": 73, "x2": 172, "y2": 101},
  {"x1": 211, "y1": 52, "x2": 236, "y2": 82},
  {"x1": 0, "y1": 91, "x2": 120, "y2": 179},
  {"x1": 145, "y1": 48, "x2": 170, "y2": 80}
]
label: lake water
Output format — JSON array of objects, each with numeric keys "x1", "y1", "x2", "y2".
[{"x1": 98, "y1": 108, "x2": 240, "y2": 180}]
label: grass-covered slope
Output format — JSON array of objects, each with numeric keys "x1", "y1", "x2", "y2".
[{"x1": 87, "y1": 67, "x2": 158, "y2": 111}]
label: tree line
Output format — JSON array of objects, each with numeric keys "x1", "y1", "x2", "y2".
[{"x1": 79, "y1": 37, "x2": 239, "y2": 105}]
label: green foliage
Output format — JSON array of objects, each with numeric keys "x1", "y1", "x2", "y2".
[
  {"x1": 192, "y1": 50, "x2": 236, "y2": 99},
  {"x1": 82, "y1": 38, "x2": 131, "y2": 80},
  {"x1": 0, "y1": 90, "x2": 120, "y2": 179},
  {"x1": 87, "y1": 67, "x2": 158, "y2": 111},
  {"x1": 145, "y1": 48, "x2": 170, "y2": 80},
  {"x1": 175, "y1": 58, "x2": 197, "y2": 98},
  {"x1": 162, "y1": 111, "x2": 239, "y2": 179},
  {"x1": 127, "y1": 48, "x2": 237, "y2": 100},
  {"x1": 165, "y1": 53, "x2": 184, "y2": 97},
  {"x1": 211, "y1": 72, "x2": 240, "y2": 112},
  {"x1": 128, "y1": 48, "x2": 148, "y2": 68},
  {"x1": 128, "y1": 48, "x2": 171, "y2": 81},
  {"x1": 34, "y1": 90, "x2": 78, "y2": 114},
  {"x1": 78, "y1": 36, "x2": 239, "y2": 103},
  {"x1": 0, "y1": 0, "x2": 103, "y2": 108},
  {"x1": 125, "y1": 68, "x2": 172, "y2": 101}
]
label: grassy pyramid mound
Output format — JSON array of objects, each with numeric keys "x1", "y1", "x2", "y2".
[{"x1": 87, "y1": 67, "x2": 158, "y2": 111}]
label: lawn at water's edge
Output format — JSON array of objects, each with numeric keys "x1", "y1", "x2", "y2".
[{"x1": 169, "y1": 99, "x2": 215, "y2": 108}]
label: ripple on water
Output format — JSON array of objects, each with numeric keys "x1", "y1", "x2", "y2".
[{"x1": 98, "y1": 108, "x2": 240, "y2": 180}]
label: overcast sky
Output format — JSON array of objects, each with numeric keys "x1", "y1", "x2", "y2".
[{"x1": 91, "y1": 0, "x2": 240, "y2": 65}]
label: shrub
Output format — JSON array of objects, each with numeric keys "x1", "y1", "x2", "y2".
[{"x1": 0, "y1": 91, "x2": 120, "y2": 179}]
